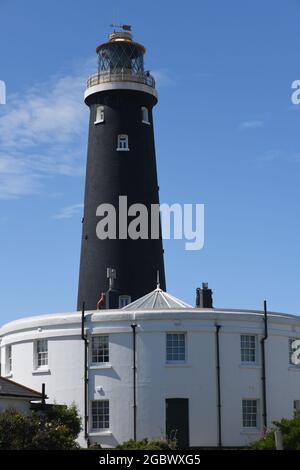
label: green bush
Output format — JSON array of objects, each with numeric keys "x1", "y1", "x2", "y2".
[
  {"x1": 0, "y1": 404, "x2": 82, "y2": 450},
  {"x1": 116, "y1": 438, "x2": 177, "y2": 450},
  {"x1": 251, "y1": 412, "x2": 300, "y2": 450}
]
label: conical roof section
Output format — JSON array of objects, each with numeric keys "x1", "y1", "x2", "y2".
[{"x1": 122, "y1": 287, "x2": 192, "y2": 310}]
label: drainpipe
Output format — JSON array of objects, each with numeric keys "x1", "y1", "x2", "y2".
[
  {"x1": 261, "y1": 300, "x2": 268, "y2": 431},
  {"x1": 81, "y1": 302, "x2": 89, "y2": 447},
  {"x1": 215, "y1": 324, "x2": 222, "y2": 448},
  {"x1": 131, "y1": 323, "x2": 137, "y2": 441}
]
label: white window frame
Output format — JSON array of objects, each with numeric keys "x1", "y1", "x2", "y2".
[
  {"x1": 91, "y1": 335, "x2": 109, "y2": 365},
  {"x1": 166, "y1": 332, "x2": 186, "y2": 364},
  {"x1": 240, "y1": 334, "x2": 257, "y2": 364},
  {"x1": 289, "y1": 338, "x2": 300, "y2": 367},
  {"x1": 242, "y1": 399, "x2": 259, "y2": 429},
  {"x1": 141, "y1": 106, "x2": 150, "y2": 125},
  {"x1": 6, "y1": 345, "x2": 12, "y2": 375},
  {"x1": 91, "y1": 400, "x2": 110, "y2": 431},
  {"x1": 94, "y1": 105, "x2": 105, "y2": 124},
  {"x1": 119, "y1": 295, "x2": 131, "y2": 308},
  {"x1": 117, "y1": 134, "x2": 129, "y2": 151},
  {"x1": 35, "y1": 340, "x2": 48, "y2": 369}
]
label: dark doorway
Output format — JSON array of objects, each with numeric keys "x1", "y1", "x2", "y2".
[{"x1": 166, "y1": 398, "x2": 189, "y2": 449}]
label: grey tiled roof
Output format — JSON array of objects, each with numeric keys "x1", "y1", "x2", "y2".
[
  {"x1": 0, "y1": 377, "x2": 42, "y2": 399},
  {"x1": 123, "y1": 287, "x2": 192, "y2": 310}
]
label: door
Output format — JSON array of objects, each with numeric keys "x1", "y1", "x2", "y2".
[{"x1": 166, "y1": 398, "x2": 189, "y2": 449}]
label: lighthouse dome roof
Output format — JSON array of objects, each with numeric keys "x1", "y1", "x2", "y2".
[{"x1": 122, "y1": 287, "x2": 193, "y2": 310}]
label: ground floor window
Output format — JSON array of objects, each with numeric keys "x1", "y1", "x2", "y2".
[
  {"x1": 242, "y1": 399, "x2": 258, "y2": 428},
  {"x1": 92, "y1": 400, "x2": 109, "y2": 430}
]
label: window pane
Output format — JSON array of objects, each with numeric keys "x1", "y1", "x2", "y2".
[
  {"x1": 166, "y1": 333, "x2": 186, "y2": 362},
  {"x1": 92, "y1": 335, "x2": 109, "y2": 363},
  {"x1": 241, "y1": 335, "x2": 256, "y2": 363},
  {"x1": 92, "y1": 400, "x2": 109, "y2": 430},
  {"x1": 37, "y1": 340, "x2": 48, "y2": 367},
  {"x1": 242, "y1": 399, "x2": 258, "y2": 428}
]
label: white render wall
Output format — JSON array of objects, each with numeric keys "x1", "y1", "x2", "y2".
[
  {"x1": 0, "y1": 397, "x2": 33, "y2": 414},
  {"x1": 1, "y1": 308, "x2": 300, "y2": 448}
]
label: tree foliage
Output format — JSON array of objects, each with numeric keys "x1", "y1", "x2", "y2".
[
  {"x1": 0, "y1": 404, "x2": 82, "y2": 450},
  {"x1": 251, "y1": 412, "x2": 300, "y2": 450}
]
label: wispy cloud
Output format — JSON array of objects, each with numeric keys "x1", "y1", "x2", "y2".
[
  {"x1": 53, "y1": 203, "x2": 84, "y2": 220},
  {"x1": 0, "y1": 60, "x2": 92, "y2": 199},
  {"x1": 239, "y1": 120, "x2": 263, "y2": 130}
]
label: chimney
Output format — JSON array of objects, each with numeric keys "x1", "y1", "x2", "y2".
[{"x1": 196, "y1": 283, "x2": 213, "y2": 308}]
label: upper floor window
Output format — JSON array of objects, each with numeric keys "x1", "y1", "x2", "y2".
[
  {"x1": 92, "y1": 400, "x2": 109, "y2": 430},
  {"x1": 95, "y1": 105, "x2": 105, "y2": 124},
  {"x1": 6, "y1": 345, "x2": 12, "y2": 375},
  {"x1": 241, "y1": 335, "x2": 257, "y2": 363},
  {"x1": 289, "y1": 338, "x2": 300, "y2": 367},
  {"x1": 36, "y1": 340, "x2": 48, "y2": 368},
  {"x1": 119, "y1": 295, "x2": 131, "y2": 308},
  {"x1": 92, "y1": 335, "x2": 109, "y2": 364},
  {"x1": 242, "y1": 399, "x2": 259, "y2": 429},
  {"x1": 141, "y1": 106, "x2": 150, "y2": 125},
  {"x1": 166, "y1": 333, "x2": 186, "y2": 363},
  {"x1": 117, "y1": 134, "x2": 129, "y2": 151}
]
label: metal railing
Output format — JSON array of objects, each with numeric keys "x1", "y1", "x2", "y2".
[{"x1": 86, "y1": 70, "x2": 156, "y2": 89}]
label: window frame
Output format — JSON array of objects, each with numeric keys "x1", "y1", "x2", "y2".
[
  {"x1": 242, "y1": 399, "x2": 259, "y2": 429},
  {"x1": 240, "y1": 334, "x2": 257, "y2": 365},
  {"x1": 117, "y1": 134, "x2": 130, "y2": 151},
  {"x1": 35, "y1": 339, "x2": 48, "y2": 369},
  {"x1": 91, "y1": 335, "x2": 109, "y2": 365},
  {"x1": 91, "y1": 400, "x2": 110, "y2": 431},
  {"x1": 119, "y1": 295, "x2": 132, "y2": 308},
  {"x1": 166, "y1": 332, "x2": 187, "y2": 364},
  {"x1": 6, "y1": 344, "x2": 12, "y2": 375},
  {"x1": 141, "y1": 106, "x2": 150, "y2": 125},
  {"x1": 94, "y1": 105, "x2": 105, "y2": 124}
]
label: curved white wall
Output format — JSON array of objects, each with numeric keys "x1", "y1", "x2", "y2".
[{"x1": 1, "y1": 308, "x2": 300, "y2": 448}]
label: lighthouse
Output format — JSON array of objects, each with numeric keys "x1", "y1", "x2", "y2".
[{"x1": 77, "y1": 28, "x2": 166, "y2": 311}]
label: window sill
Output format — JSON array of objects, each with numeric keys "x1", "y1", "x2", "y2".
[
  {"x1": 288, "y1": 366, "x2": 300, "y2": 371},
  {"x1": 89, "y1": 431, "x2": 112, "y2": 437},
  {"x1": 240, "y1": 429, "x2": 260, "y2": 434},
  {"x1": 165, "y1": 363, "x2": 191, "y2": 368},
  {"x1": 94, "y1": 120, "x2": 104, "y2": 125},
  {"x1": 239, "y1": 363, "x2": 261, "y2": 369},
  {"x1": 32, "y1": 368, "x2": 51, "y2": 375},
  {"x1": 116, "y1": 148, "x2": 130, "y2": 152},
  {"x1": 142, "y1": 120, "x2": 151, "y2": 125},
  {"x1": 90, "y1": 364, "x2": 112, "y2": 370}
]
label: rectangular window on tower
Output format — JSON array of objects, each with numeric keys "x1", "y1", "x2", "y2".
[
  {"x1": 141, "y1": 106, "x2": 150, "y2": 125},
  {"x1": 166, "y1": 333, "x2": 186, "y2": 363},
  {"x1": 119, "y1": 295, "x2": 131, "y2": 308},
  {"x1": 91, "y1": 335, "x2": 109, "y2": 364},
  {"x1": 117, "y1": 134, "x2": 129, "y2": 151},
  {"x1": 92, "y1": 400, "x2": 110, "y2": 431},
  {"x1": 240, "y1": 335, "x2": 257, "y2": 364},
  {"x1": 95, "y1": 105, "x2": 105, "y2": 124}
]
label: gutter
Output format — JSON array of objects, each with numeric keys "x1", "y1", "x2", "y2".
[
  {"x1": 81, "y1": 302, "x2": 89, "y2": 447},
  {"x1": 215, "y1": 324, "x2": 222, "y2": 448},
  {"x1": 261, "y1": 300, "x2": 268, "y2": 431},
  {"x1": 131, "y1": 323, "x2": 137, "y2": 441}
]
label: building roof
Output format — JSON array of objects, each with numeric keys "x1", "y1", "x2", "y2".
[
  {"x1": 0, "y1": 377, "x2": 42, "y2": 399},
  {"x1": 122, "y1": 287, "x2": 193, "y2": 310}
]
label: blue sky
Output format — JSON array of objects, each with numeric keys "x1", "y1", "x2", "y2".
[{"x1": 1, "y1": 0, "x2": 300, "y2": 323}]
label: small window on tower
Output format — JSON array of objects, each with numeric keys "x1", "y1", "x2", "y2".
[
  {"x1": 141, "y1": 106, "x2": 150, "y2": 125},
  {"x1": 119, "y1": 295, "x2": 132, "y2": 308},
  {"x1": 117, "y1": 134, "x2": 129, "y2": 151},
  {"x1": 95, "y1": 105, "x2": 105, "y2": 124}
]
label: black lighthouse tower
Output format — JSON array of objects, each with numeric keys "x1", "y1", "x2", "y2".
[{"x1": 77, "y1": 29, "x2": 166, "y2": 311}]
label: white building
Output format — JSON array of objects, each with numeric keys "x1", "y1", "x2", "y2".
[
  {"x1": 0, "y1": 376, "x2": 42, "y2": 414},
  {"x1": 1, "y1": 286, "x2": 300, "y2": 448}
]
